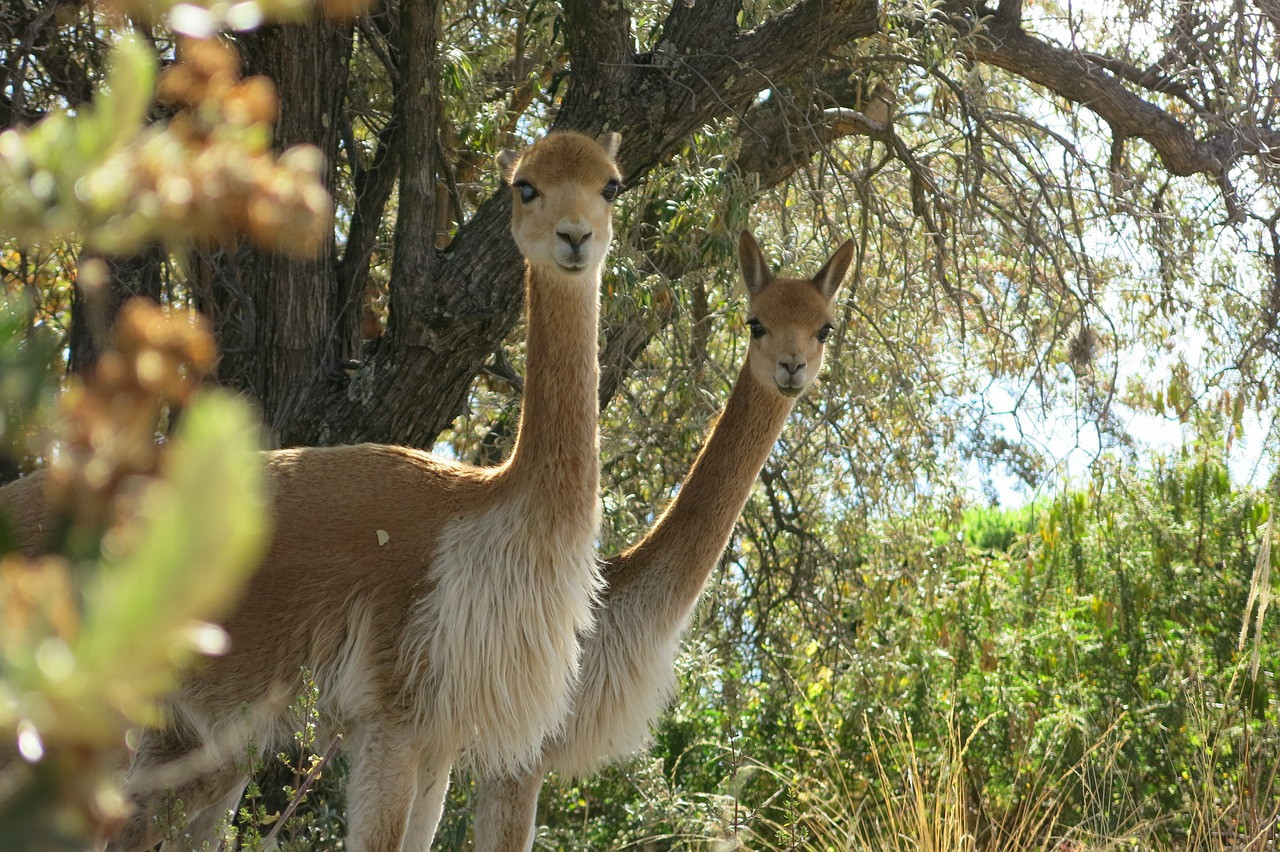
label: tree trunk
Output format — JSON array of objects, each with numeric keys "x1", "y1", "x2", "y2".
[{"x1": 200, "y1": 19, "x2": 355, "y2": 443}]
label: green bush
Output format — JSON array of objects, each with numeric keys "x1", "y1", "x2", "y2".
[{"x1": 517, "y1": 424, "x2": 1278, "y2": 849}]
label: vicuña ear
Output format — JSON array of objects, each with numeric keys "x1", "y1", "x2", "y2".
[
  {"x1": 738, "y1": 230, "x2": 771, "y2": 296},
  {"x1": 496, "y1": 149, "x2": 519, "y2": 182},
  {"x1": 596, "y1": 131, "x2": 621, "y2": 159},
  {"x1": 811, "y1": 239, "x2": 855, "y2": 302}
]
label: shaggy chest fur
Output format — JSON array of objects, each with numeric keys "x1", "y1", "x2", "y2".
[
  {"x1": 402, "y1": 492, "x2": 602, "y2": 775},
  {"x1": 543, "y1": 564, "x2": 687, "y2": 777}
]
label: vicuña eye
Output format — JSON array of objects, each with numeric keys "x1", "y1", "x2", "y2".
[
  {"x1": 515, "y1": 181, "x2": 538, "y2": 203},
  {"x1": 747, "y1": 318, "x2": 766, "y2": 339},
  {"x1": 817, "y1": 323, "x2": 834, "y2": 343},
  {"x1": 602, "y1": 179, "x2": 621, "y2": 202}
]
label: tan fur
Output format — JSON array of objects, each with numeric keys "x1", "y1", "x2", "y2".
[
  {"x1": 473, "y1": 231, "x2": 855, "y2": 851},
  {"x1": 0, "y1": 472, "x2": 52, "y2": 553},
  {"x1": 0, "y1": 130, "x2": 624, "y2": 852}
]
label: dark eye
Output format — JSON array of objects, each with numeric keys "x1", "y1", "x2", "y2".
[
  {"x1": 602, "y1": 179, "x2": 621, "y2": 202},
  {"x1": 747, "y1": 318, "x2": 766, "y2": 339},
  {"x1": 817, "y1": 323, "x2": 833, "y2": 343},
  {"x1": 515, "y1": 181, "x2": 538, "y2": 203}
]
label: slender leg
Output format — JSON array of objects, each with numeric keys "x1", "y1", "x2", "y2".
[
  {"x1": 399, "y1": 747, "x2": 453, "y2": 851},
  {"x1": 159, "y1": 777, "x2": 248, "y2": 852},
  {"x1": 106, "y1": 726, "x2": 245, "y2": 852},
  {"x1": 474, "y1": 766, "x2": 543, "y2": 852},
  {"x1": 344, "y1": 725, "x2": 421, "y2": 852}
]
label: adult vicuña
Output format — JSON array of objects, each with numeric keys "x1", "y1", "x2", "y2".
[
  {"x1": 473, "y1": 230, "x2": 855, "y2": 850},
  {"x1": 0, "y1": 130, "x2": 623, "y2": 851}
]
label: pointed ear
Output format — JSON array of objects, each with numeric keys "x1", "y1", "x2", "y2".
[
  {"x1": 596, "y1": 131, "x2": 621, "y2": 160},
  {"x1": 811, "y1": 239, "x2": 855, "y2": 301},
  {"x1": 738, "y1": 230, "x2": 771, "y2": 296},
  {"x1": 496, "y1": 149, "x2": 519, "y2": 183}
]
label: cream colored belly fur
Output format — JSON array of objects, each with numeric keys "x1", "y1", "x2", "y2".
[
  {"x1": 545, "y1": 569, "x2": 688, "y2": 777},
  {"x1": 403, "y1": 493, "x2": 602, "y2": 775}
]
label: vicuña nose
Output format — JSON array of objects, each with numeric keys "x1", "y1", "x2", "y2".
[
  {"x1": 779, "y1": 354, "x2": 805, "y2": 377},
  {"x1": 557, "y1": 226, "x2": 592, "y2": 247}
]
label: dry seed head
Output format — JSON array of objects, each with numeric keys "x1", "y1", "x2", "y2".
[
  {"x1": 0, "y1": 555, "x2": 79, "y2": 646},
  {"x1": 224, "y1": 77, "x2": 278, "y2": 126},
  {"x1": 156, "y1": 65, "x2": 200, "y2": 109},
  {"x1": 105, "y1": 36, "x2": 330, "y2": 257},
  {"x1": 181, "y1": 38, "x2": 240, "y2": 87},
  {"x1": 46, "y1": 300, "x2": 219, "y2": 530}
]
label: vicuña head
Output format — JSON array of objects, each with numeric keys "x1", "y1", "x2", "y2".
[
  {"x1": 497, "y1": 130, "x2": 622, "y2": 276},
  {"x1": 738, "y1": 229, "x2": 854, "y2": 397}
]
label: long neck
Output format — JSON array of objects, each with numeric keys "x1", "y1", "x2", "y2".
[
  {"x1": 606, "y1": 362, "x2": 794, "y2": 609},
  {"x1": 501, "y1": 262, "x2": 601, "y2": 527}
]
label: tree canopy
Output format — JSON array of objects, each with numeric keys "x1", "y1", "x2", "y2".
[{"x1": 6, "y1": 0, "x2": 1278, "y2": 488}]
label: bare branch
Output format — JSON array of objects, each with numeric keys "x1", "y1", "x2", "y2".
[
  {"x1": 336, "y1": 115, "x2": 400, "y2": 340},
  {"x1": 1080, "y1": 51, "x2": 1211, "y2": 115},
  {"x1": 966, "y1": 16, "x2": 1280, "y2": 177},
  {"x1": 994, "y1": 0, "x2": 1021, "y2": 25},
  {"x1": 1253, "y1": 0, "x2": 1280, "y2": 35},
  {"x1": 660, "y1": 0, "x2": 742, "y2": 54}
]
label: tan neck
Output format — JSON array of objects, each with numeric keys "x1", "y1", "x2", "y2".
[
  {"x1": 607, "y1": 362, "x2": 794, "y2": 605},
  {"x1": 500, "y1": 263, "x2": 601, "y2": 525}
]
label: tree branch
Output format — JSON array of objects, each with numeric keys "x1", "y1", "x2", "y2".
[
  {"x1": 1079, "y1": 51, "x2": 1208, "y2": 113},
  {"x1": 735, "y1": 84, "x2": 893, "y2": 188},
  {"x1": 556, "y1": 0, "x2": 634, "y2": 133},
  {"x1": 660, "y1": 0, "x2": 742, "y2": 54},
  {"x1": 336, "y1": 115, "x2": 400, "y2": 343},
  {"x1": 994, "y1": 0, "x2": 1021, "y2": 25},
  {"x1": 966, "y1": 15, "x2": 1280, "y2": 177},
  {"x1": 614, "y1": 0, "x2": 881, "y2": 181},
  {"x1": 296, "y1": 0, "x2": 883, "y2": 446},
  {"x1": 1253, "y1": 0, "x2": 1280, "y2": 36}
]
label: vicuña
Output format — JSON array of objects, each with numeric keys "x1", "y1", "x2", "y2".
[{"x1": 474, "y1": 230, "x2": 855, "y2": 850}]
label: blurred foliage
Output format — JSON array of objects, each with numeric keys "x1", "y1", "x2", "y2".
[
  {"x1": 0, "y1": 300, "x2": 268, "y2": 849},
  {"x1": 0, "y1": 32, "x2": 330, "y2": 256},
  {"x1": 104, "y1": 0, "x2": 373, "y2": 35},
  {"x1": 0, "y1": 0, "x2": 358, "y2": 846},
  {"x1": 0, "y1": 298, "x2": 60, "y2": 477}
]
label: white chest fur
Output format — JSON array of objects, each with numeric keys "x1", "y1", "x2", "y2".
[{"x1": 401, "y1": 493, "x2": 602, "y2": 775}]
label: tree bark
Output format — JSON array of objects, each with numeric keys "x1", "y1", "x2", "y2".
[{"x1": 200, "y1": 18, "x2": 354, "y2": 443}]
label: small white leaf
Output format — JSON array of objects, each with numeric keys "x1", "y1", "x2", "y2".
[{"x1": 376, "y1": 529, "x2": 390, "y2": 546}]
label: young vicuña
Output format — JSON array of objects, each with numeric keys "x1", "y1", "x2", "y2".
[{"x1": 473, "y1": 230, "x2": 855, "y2": 850}]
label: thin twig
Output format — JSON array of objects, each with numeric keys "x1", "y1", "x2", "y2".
[{"x1": 263, "y1": 733, "x2": 344, "y2": 844}]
